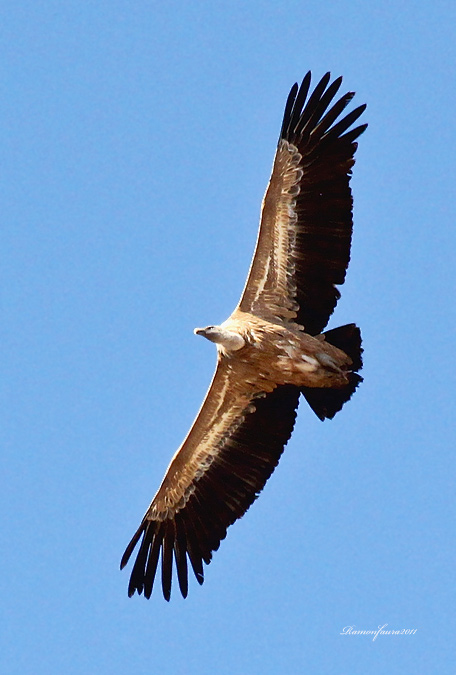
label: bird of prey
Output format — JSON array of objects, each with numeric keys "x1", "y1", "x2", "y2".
[{"x1": 121, "y1": 72, "x2": 367, "y2": 600}]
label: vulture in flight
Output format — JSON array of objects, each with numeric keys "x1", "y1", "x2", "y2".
[{"x1": 121, "y1": 72, "x2": 367, "y2": 600}]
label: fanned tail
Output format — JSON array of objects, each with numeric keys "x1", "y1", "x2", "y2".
[{"x1": 301, "y1": 323, "x2": 363, "y2": 420}]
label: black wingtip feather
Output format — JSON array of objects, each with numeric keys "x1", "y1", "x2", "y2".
[
  {"x1": 127, "y1": 528, "x2": 151, "y2": 597},
  {"x1": 312, "y1": 92, "x2": 354, "y2": 138},
  {"x1": 300, "y1": 76, "x2": 344, "y2": 136},
  {"x1": 324, "y1": 103, "x2": 367, "y2": 142},
  {"x1": 279, "y1": 82, "x2": 299, "y2": 140},
  {"x1": 143, "y1": 525, "x2": 163, "y2": 599},
  {"x1": 174, "y1": 516, "x2": 189, "y2": 598},
  {"x1": 293, "y1": 72, "x2": 332, "y2": 136},
  {"x1": 184, "y1": 500, "x2": 213, "y2": 566},
  {"x1": 182, "y1": 515, "x2": 205, "y2": 585},
  {"x1": 120, "y1": 521, "x2": 146, "y2": 570},
  {"x1": 279, "y1": 72, "x2": 367, "y2": 164},
  {"x1": 280, "y1": 71, "x2": 312, "y2": 141},
  {"x1": 161, "y1": 523, "x2": 174, "y2": 601},
  {"x1": 340, "y1": 123, "x2": 368, "y2": 144},
  {"x1": 288, "y1": 72, "x2": 312, "y2": 136}
]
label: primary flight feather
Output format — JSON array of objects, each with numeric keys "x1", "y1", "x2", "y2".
[{"x1": 121, "y1": 72, "x2": 367, "y2": 600}]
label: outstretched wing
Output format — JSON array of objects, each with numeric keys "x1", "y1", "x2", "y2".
[
  {"x1": 238, "y1": 72, "x2": 367, "y2": 335},
  {"x1": 121, "y1": 358, "x2": 300, "y2": 600}
]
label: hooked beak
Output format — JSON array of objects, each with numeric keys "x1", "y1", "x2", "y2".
[{"x1": 194, "y1": 327, "x2": 207, "y2": 337}]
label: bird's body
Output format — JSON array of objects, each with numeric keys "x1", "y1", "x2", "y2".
[
  {"x1": 121, "y1": 72, "x2": 367, "y2": 600},
  {"x1": 208, "y1": 310, "x2": 354, "y2": 389}
]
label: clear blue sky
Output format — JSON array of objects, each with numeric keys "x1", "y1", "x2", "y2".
[{"x1": 2, "y1": 2, "x2": 455, "y2": 674}]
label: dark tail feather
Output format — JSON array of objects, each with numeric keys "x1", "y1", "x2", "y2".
[{"x1": 302, "y1": 323, "x2": 363, "y2": 421}]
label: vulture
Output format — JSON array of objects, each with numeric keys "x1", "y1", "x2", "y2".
[{"x1": 121, "y1": 72, "x2": 367, "y2": 600}]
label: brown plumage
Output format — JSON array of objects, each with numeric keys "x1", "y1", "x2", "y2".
[{"x1": 121, "y1": 72, "x2": 367, "y2": 600}]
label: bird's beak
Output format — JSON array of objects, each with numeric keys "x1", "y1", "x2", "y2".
[{"x1": 194, "y1": 327, "x2": 206, "y2": 337}]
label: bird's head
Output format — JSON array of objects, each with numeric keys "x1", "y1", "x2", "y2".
[
  {"x1": 194, "y1": 325, "x2": 245, "y2": 351},
  {"x1": 194, "y1": 325, "x2": 219, "y2": 341}
]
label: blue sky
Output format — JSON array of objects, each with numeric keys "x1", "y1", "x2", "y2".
[{"x1": 2, "y1": 2, "x2": 455, "y2": 673}]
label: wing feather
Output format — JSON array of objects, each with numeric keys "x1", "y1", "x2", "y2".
[
  {"x1": 121, "y1": 360, "x2": 300, "y2": 600},
  {"x1": 174, "y1": 514, "x2": 189, "y2": 597},
  {"x1": 239, "y1": 71, "x2": 367, "y2": 335},
  {"x1": 143, "y1": 524, "x2": 162, "y2": 599},
  {"x1": 161, "y1": 522, "x2": 174, "y2": 601}
]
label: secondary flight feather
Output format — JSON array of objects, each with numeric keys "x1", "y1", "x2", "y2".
[{"x1": 121, "y1": 72, "x2": 367, "y2": 600}]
